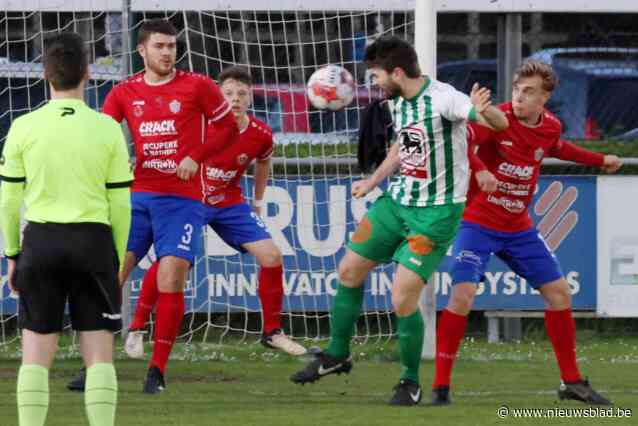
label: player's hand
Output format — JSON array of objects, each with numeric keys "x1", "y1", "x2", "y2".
[
  {"x1": 470, "y1": 82, "x2": 492, "y2": 113},
  {"x1": 118, "y1": 270, "x2": 128, "y2": 288},
  {"x1": 176, "y1": 156, "x2": 199, "y2": 180},
  {"x1": 601, "y1": 155, "x2": 622, "y2": 173},
  {"x1": 7, "y1": 258, "x2": 18, "y2": 294},
  {"x1": 253, "y1": 205, "x2": 262, "y2": 217},
  {"x1": 352, "y1": 179, "x2": 375, "y2": 199},
  {"x1": 475, "y1": 170, "x2": 498, "y2": 193}
]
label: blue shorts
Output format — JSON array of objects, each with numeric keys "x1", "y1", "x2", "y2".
[
  {"x1": 450, "y1": 221, "x2": 563, "y2": 289},
  {"x1": 127, "y1": 192, "x2": 205, "y2": 264},
  {"x1": 204, "y1": 202, "x2": 271, "y2": 252}
]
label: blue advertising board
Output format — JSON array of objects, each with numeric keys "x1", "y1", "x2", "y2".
[{"x1": 0, "y1": 176, "x2": 597, "y2": 314}]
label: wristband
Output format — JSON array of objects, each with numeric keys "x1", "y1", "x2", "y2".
[{"x1": 253, "y1": 199, "x2": 264, "y2": 207}]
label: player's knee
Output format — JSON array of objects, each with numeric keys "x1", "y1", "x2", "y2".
[
  {"x1": 157, "y1": 263, "x2": 188, "y2": 292},
  {"x1": 447, "y1": 284, "x2": 477, "y2": 315},
  {"x1": 542, "y1": 279, "x2": 572, "y2": 310},
  {"x1": 337, "y1": 261, "x2": 362, "y2": 287},
  {"x1": 392, "y1": 293, "x2": 417, "y2": 317},
  {"x1": 258, "y1": 246, "x2": 282, "y2": 267}
]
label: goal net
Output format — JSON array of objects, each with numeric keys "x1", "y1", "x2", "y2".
[
  {"x1": 0, "y1": 1, "x2": 416, "y2": 349},
  {"x1": 4, "y1": 2, "x2": 636, "y2": 351}
]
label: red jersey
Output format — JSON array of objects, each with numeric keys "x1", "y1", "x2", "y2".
[
  {"x1": 464, "y1": 102, "x2": 603, "y2": 232},
  {"x1": 203, "y1": 116, "x2": 273, "y2": 208},
  {"x1": 103, "y1": 70, "x2": 230, "y2": 201}
]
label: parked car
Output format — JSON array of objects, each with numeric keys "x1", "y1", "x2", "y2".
[{"x1": 437, "y1": 48, "x2": 638, "y2": 140}]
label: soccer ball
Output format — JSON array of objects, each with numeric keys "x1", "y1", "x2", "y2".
[{"x1": 306, "y1": 65, "x2": 355, "y2": 111}]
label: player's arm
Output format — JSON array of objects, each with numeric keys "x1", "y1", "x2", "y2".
[
  {"x1": 102, "y1": 85, "x2": 124, "y2": 123},
  {"x1": 352, "y1": 142, "x2": 400, "y2": 199},
  {"x1": 253, "y1": 139, "x2": 274, "y2": 216},
  {"x1": 0, "y1": 120, "x2": 27, "y2": 292},
  {"x1": 443, "y1": 83, "x2": 508, "y2": 132},
  {"x1": 550, "y1": 139, "x2": 621, "y2": 173},
  {"x1": 467, "y1": 126, "x2": 497, "y2": 193},
  {"x1": 177, "y1": 77, "x2": 239, "y2": 180},
  {"x1": 253, "y1": 158, "x2": 270, "y2": 217},
  {"x1": 469, "y1": 83, "x2": 508, "y2": 131},
  {"x1": 105, "y1": 122, "x2": 133, "y2": 268}
]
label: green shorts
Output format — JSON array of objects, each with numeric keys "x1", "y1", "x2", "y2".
[{"x1": 347, "y1": 194, "x2": 464, "y2": 283}]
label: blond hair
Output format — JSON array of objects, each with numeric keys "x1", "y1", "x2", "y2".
[{"x1": 513, "y1": 60, "x2": 557, "y2": 92}]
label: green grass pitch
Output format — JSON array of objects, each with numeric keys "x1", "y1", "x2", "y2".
[{"x1": 1, "y1": 334, "x2": 637, "y2": 425}]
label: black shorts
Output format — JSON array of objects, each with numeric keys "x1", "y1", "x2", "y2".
[{"x1": 15, "y1": 222, "x2": 121, "y2": 333}]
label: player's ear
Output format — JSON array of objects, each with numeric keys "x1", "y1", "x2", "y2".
[
  {"x1": 137, "y1": 43, "x2": 146, "y2": 60},
  {"x1": 391, "y1": 67, "x2": 403, "y2": 81}
]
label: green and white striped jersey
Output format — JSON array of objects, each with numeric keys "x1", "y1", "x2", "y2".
[{"x1": 387, "y1": 78, "x2": 475, "y2": 207}]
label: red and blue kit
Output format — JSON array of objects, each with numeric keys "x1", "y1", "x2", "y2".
[
  {"x1": 203, "y1": 116, "x2": 274, "y2": 251},
  {"x1": 103, "y1": 70, "x2": 234, "y2": 263},
  {"x1": 452, "y1": 103, "x2": 604, "y2": 288},
  {"x1": 103, "y1": 70, "x2": 230, "y2": 201}
]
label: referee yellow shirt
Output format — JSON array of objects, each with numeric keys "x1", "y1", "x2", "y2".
[{"x1": 0, "y1": 98, "x2": 132, "y2": 260}]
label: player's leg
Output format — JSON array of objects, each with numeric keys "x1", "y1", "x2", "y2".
[
  {"x1": 129, "y1": 261, "x2": 159, "y2": 330},
  {"x1": 119, "y1": 193, "x2": 156, "y2": 359},
  {"x1": 67, "y1": 223, "x2": 122, "y2": 426},
  {"x1": 290, "y1": 249, "x2": 377, "y2": 384},
  {"x1": 501, "y1": 229, "x2": 611, "y2": 405},
  {"x1": 19, "y1": 331, "x2": 58, "y2": 426},
  {"x1": 325, "y1": 196, "x2": 405, "y2": 362},
  {"x1": 389, "y1": 202, "x2": 465, "y2": 406},
  {"x1": 16, "y1": 223, "x2": 74, "y2": 426},
  {"x1": 432, "y1": 222, "x2": 499, "y2": 405},
  {"x1": 388, "y1": 265, "x2": 427, "y2": 406},
  {"x1": 121, "y1": 192, "x2": 156, "y2": 285},
  {"x1": 245, "y1": 239, "x2": 307, "y2": 355},
  {"x1": 212, "y1": 202, "x2": 305, "y2": 354},
  {"x1": 79, "y1": 331, "x2": 117, "y2": 426},
  {"x1": 290, "y1": 195, "x2": 403, "y2": 384},
  {"x1": 124, "y1": 261, "x2": 159, "y2": 359},
  {"x1": 144, "y1": 195, "x2": 204, "y2": 393}
]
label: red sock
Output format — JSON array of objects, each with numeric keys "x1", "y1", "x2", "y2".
[
  {"x1": 150, "y1": 292, "x2": 184, "y2": 374},
  {"x1": 545, "y1": 308, "x2": 582, "y2": 383},
  {"x1": 433, "y1": 309, "x2": 468, "y2": 389},
  {"x1": 258, "y1": 265, "x2": 284, "y2": 335},
  {"x1": 130, "y1": 261, "x2": 160, "y2": 330}
]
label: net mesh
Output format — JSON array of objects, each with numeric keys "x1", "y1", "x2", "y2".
[{"x1": 2, "y1": 6, "x2": 638, "y2": 349}]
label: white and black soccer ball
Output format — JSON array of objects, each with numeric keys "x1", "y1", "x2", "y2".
[{"x1": 306, "y1": 65, "x2": 355, "y2": 111}]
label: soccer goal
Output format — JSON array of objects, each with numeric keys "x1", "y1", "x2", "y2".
[{"x1": 1, "y1": 1, "x2": 439, "y2": 354}]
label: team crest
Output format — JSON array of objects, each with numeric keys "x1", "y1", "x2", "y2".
[
  {"x1": 237, "y1": 153, "x2": 248, "y2": 165},
  {"x1": 133, "y1": 105, "x2": 144, "y2": 117},
  {"x1": 534, "y1": 147, "x2": 544, "y2": 162},
  {"x1": 169, "y1": 99, "x2": 181, "y2": 114}
]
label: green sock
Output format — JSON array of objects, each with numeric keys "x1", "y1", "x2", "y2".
[
  {"x1": 85, "y1": 363, "x2": 118, "y2": 426},
  {"x1": 397, "y1": 310, "x2": 424, "y2": 384},
  {"x1": 325, "y1": 284, "x2": 364, "y2": 359},
  {"x1": 17, "y1": 364, "x2": 49, "y2": 426}
]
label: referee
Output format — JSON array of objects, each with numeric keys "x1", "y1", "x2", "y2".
[{"x1": 0, "y1": 33, "x2": 131, "y2": 426}]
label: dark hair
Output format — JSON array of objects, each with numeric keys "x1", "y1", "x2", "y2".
[
  {"x1": 364, "y1": 35, "x2": 421, "y2": 78},
  {"x1": 43, "y1": 32, "x2": 88, "y2": 91},
  {"x1": 137, "y1": 19, "x2": 177, "y2": 45},
  {"x1": 218, "y1": 66, "x2": 252, "y2": 86},
  {"x1": 514, "y1": 60, "x2": 558, "y2": 92}
]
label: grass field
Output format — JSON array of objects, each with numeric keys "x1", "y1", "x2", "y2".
[{"x1": 1, "y1": 334, "x2": 637, "y2": 426}]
